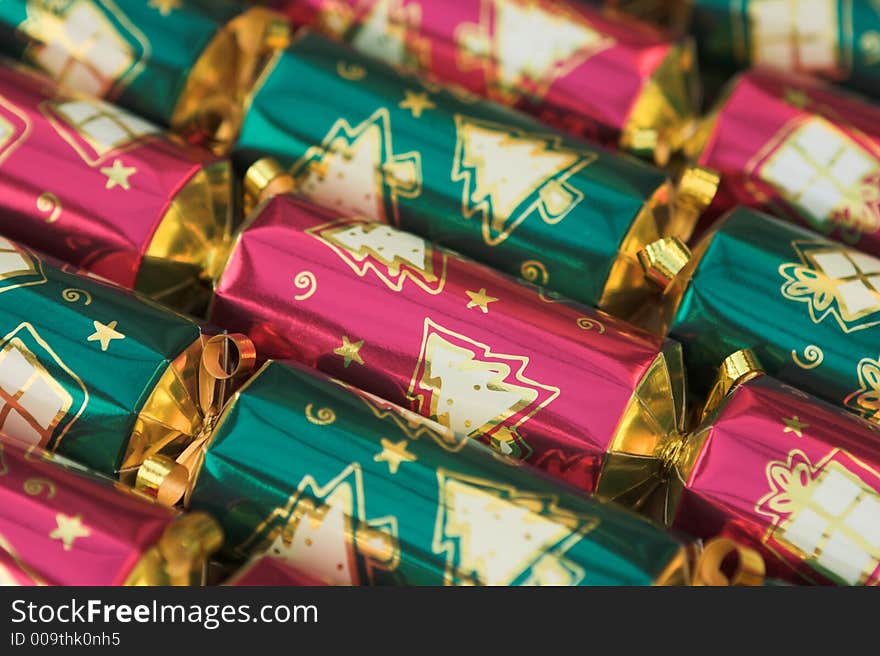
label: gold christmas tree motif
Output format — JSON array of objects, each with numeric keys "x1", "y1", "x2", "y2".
[
  {"x1": 757, "y1": 449, "x2": 880, "y2": 585},
  {"x1": 778, "y1": 241, "x2": 880, "y2": 332},
  {"x1": 306, "y1": 219, "x2": 447, "y2": 294},
  {"x1": 0, "y1": 238, "x2": 46, "y2": 294},
  {"x1": 0, "y1": 96, "x2": 30, "y2": 167},
  {"x1": 340, "y1": 382, "x2": 468, "y2": 452},
  {"x1": 0, "y1": 324, "x2": 88, "y2": 449},
  {"x1": 432, "y1": 469, "x2": 597, "y2": 585},
  {"x1": 752, "y1": 116, "x2": 880, "y2": 234},
  {"x1": 453, "y1": 115, "x2": 595, "y2": 246},
  {"x1": 743, "y1": 0, "x2": 843, "y2": 72},
  {"x1": 455, "y1": 0, "x2": 614, "y2": 103},
  {"x1": 292, "y1": 108, "x2": 422, "y2": 226},
  {"x1": 253, "y1": 464, "x2": 399, "y2": 585},
  {"x1": 348, "y1": 0, "x2": 429, "y2": 71},
  {"x1": 408, "y1": 319, "x2": 559, "y2": 458},
  {"x1": 844, "y1": 357, "x2": 880, "y2": 424},
  {"x1": 19, "y1": 0, "x2": 150, "y2": 98},
  {"x1": 41, "y1": 97, "x2": 158, "y2": 166}
]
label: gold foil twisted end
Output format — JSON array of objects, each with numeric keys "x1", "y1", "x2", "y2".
[
  {"x1": 677, "y1": 166, "x2": 721, "y2": 217},
  {"x1": 700, "y1": 349, "x2": 765, "y2": 423},
  {"x1": 243, "y1": 157, "x2": 296, "y2": 213},
  {"x1": 135, "y1": 334, "x2": 256, "y2": 507},
  {"x1": 638, "y1": 236, "x2": 692, "y2": 290},
  {"x1": 692, "y1": 538, "x2": 766, "y2": 586},
  {"x1": 124, "y1": 511, "x2": 224, "y2": 586}
]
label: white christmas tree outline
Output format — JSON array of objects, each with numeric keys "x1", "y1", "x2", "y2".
[
  {"x1": 778, "y1": 240, "x2": 880, "y2": 333},
  {"x1": 0, "y1": 95, "x2": 32, "y2": 168},
  {"x1": 348, "y1": 0, "x2": 430, "y2": 71},
  {"x1": 19, "y1": 0, "x2": 151, "y2": 100},
  {"x1": 290, "y1": 107, "x2": 422, "y2": 226},
  {"x1": 452, "y1": 114, "x2": 596, "y2": 246},
  {"x1": 407, "y1": 318, "x2": 559, "y2": 448},
  {"x1": 306, "y1": 218, "x2": 448, "y2": 295},
  {"x1": 0, "y1": 323, "x2": 89, "y2": 450},
  {"x1": 240, "y1": 463, "x2": 399, "y2": 585},
  {"x1": 39, "y1": 96, "x2": 159, "y2": 167},
  {"x1": 454, "y1": 0, "x2": 614, "y2": 104},
  {"x1": 335, "y1": 380, "x2": 469, "y2": 453},
  {"x1": 756, "y1": 448, "x2": 880, "y2": 585},
  {"x1": 431, "y1": 468, "x2": 597, "y2": 585}
]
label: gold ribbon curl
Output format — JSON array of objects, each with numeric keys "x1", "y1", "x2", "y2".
[
  {"x1": 135, "y1": 334, "x2": 256, "y2": 507},
  {"x1": 692, "y1": 538, "x2": 766, "y2": 586}
]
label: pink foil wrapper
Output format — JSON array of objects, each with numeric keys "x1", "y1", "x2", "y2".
[
  {"x1": 0, "y1": 62, "x2": 227, "y2": 295},
  {"x1": 690, "y1": 70, "x2": 880, "y2": 252},
  {"x1": 672, "y1": 375, "x2": 880, "y2": 586},
  {"x1": 274, "y1": 0, "x2": 696, "y2": 160},
  {"x1": 0, "y1": 438, "x2": 177, "y2": 586},
  {"x1": 226, "y1": 556, "x2": 328, "y2": 586},
  {"x1": 211, "y1": 194, "x2": 684, "y2": 495}
]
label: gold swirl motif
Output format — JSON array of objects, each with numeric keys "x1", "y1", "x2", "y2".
[
  {"x1": 36, "y1": 192, "x2": 61, "y2": 223},
  {"x1": 305, "y1": 403, "x2": 336, "y2": 426},
  {"x1": 293, "y1": 271, "x2": 317, "y2": 301},
  {"x1": 337, "y1": 61, "x2": 367, "y2": 80},
  {"x1": 791, "y1": 345, "x2": 824, "y2": 370},
  {"x1": 576, "y1": 317, "x2": 606, "y2": 334},
  {"x1": 23, "y1": 478, "x2": 56, "y2": 499},
  {"x1": 520, "y1": 260, "x2": 549, "y2": 286},
  {"x1": 62, "y1": 288, "x2": 93, "y2": 305}
]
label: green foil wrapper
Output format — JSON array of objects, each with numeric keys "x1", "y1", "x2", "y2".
[
  {"x1": 0, "y1": 236, "x2": 205, "y2": 476},
  {"x1": 660, "y1": 207, "x2": 880, "y2": 425},
  {"x1": 689, "y1": 0, "x2": 880, "y2": 100},
  {"x1": 188, "y1": 361, "x2": 691, "y2": 586},
  {"x1": 235, "y1": 31, "x2": 706, "y2": 318},
  {"x1": 0, "y1": 0, "x2": 285, "y2": 149}
]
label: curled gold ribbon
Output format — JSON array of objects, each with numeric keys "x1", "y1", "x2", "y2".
[
  {"x1": 136, "y1": 334, "x2": 256, "y2": 507},
  {"x1": 692, "y1": 538, "x2": 766, "y2": 586}
]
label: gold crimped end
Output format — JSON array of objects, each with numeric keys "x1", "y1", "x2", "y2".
[
  {"x1": 171, "y1": 8, "x2": 292, "y2": 153},
  {"x1": 692, "y1": 538, "x2": 766, "y2": 586},
  {"x1": 676, "y1": 165, "x2": 721, "y2": 217},
  {"x1": 638, "y1": 236, "x2": 691, "y2": 290},
  {"x1": 244, "y1": 157, "x2": 296, "y2": 212},
  {"x1": 136, "y1": 454, "x2": 189, "y2": 507},
  {"x1": 700, "y1": 349, "x2": 765, "y2": 422}
]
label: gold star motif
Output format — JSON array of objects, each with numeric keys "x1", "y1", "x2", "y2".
[
  {"x1": 783, "y1": 415, "x2": 808, "y2": 438},
  {"x1": 149, "y1": 0, "x2": 181, "y2": 16},
  {"x1": 399, "y1": 90, "x2": 436, "y2": 118},
  {"x1": 49, "y1": 513, "x2": 90, "y2": 551},
  {"x1": 373, "y1": 438, "x2": 416, "y2": 474},
  {"x1": 87, "y1": 320, "x2": 125, "y2": 352},
  {"x1": 783, "y1": 88, "x2": 810, "y2": 108},
  {"x1": 466, "y1": 288, "x2": 499, "y2": 313},
  {"x1": 100, "y1": 159, "x2": 137, "y2": 191},
  {"x1": 334, "y1": 336, "x2": 365, "y2": 367}
]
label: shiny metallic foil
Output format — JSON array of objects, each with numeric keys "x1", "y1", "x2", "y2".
[
  {"x1": 235, "y1": 31, "x2": 714, "y2": 319},
  {"x1": 662, "y1": 372, "x2": 880, "y2": 586},
  {"x1": 687, "y1": 0, "x2": 880, "y2": 100},
  {"x1": 186, "y1": 360, "x2": 692, "y2": 586},
  {"x1": 211, "y1": 194, "x2": 686, "y2": 503},
  {"x1": 0, "y1": 235, "x2": 213, "y2": 477},
  {"x1": 655, "y1": 207, "x2": 880, "y2": 427},
  {"x1": 0, "y1": 63, "x2": 234, "y2": 313},
  {"x1": 0, "y1": 438, "x2": 221, "y2": 586},
  {"x1": 225, "y1": 556, "x2": 326, "y2": 586},
  {"x1": 686, "y1": 70, "x2": 880, "y2": 255},
  {"x1": 272, "y1": 0, "x2": 698, "y2": 163},
  {"x1": 0, "y1": 0, "x2": 286, "y2": 150}
]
